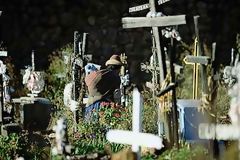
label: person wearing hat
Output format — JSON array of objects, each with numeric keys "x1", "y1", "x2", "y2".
[{"x1": 84, "y1": 54, "x2": 123, "y2": 119}]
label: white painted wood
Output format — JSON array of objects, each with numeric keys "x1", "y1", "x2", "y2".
[
  {"x1": 158, "y1": 0, "x2": 170, "y2": 5},
  {"x1": 122, "y1": 15, "x2": 186, "y2": 29},
  {"x1": 106, "y1": 130, "x2": 164, "y2": 149},
  {"x1": 129, "y1": 3, "x2": 150, "y2": 13},
  {"x1": 106, "y1": 88, "x2": 163, "y2": 160},
  {"x1": 132, "y1": 88, "x2": 143, "y2": 155},
  {"x1": 0, "y1": 51, "x2": 7, "y2": 57},
  {"x1": 31, "y1": 50, "x2": 35, "y2": 71},
  {"x1": 199, "y1": 123, "x2": 240, "y2": 140}
]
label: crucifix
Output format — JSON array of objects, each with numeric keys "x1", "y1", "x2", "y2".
[
  {"x1": 123, "y1": 0, "x2": 186, "y2": 145},
  {"x1": 107, "y1": 88, "x2": 164, "y2": 160}
]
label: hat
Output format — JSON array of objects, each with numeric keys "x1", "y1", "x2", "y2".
[{"x1": 105, "y1": 55, "x2": 123, "y2": 66}]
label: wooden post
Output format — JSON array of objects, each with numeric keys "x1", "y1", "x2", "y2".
[
  {"x1": 132, "y1": 88, "x2": 143, "y2": 159},
  {"x1": 169, "y1": 36, "x2": 179, "y2": 148},
  {"x1": 0, "y1": 51, "x2": 8, "y2": 125},
  {"x1": 31, "y1": 50, "x2": 35, "y2": 71},
  {"x1": 150, "y1": 0, "x2": 166, "y2": 83}
]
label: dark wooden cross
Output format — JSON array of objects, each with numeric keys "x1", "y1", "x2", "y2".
[
  {"x1": 123, "y1": 0, "x2": 186, "y2": 83},
  {"x1": 123, "y1": 0, "x2": 186, "y2": 147}
]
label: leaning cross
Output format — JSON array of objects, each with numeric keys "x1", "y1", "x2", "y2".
[{"x1": 106, "y1": 88, "x2": 164, "y2": 160}]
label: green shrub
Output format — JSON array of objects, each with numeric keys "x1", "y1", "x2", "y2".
[
  {"x1": 158, "y1": 145, "x2": 210, "y2": 160},
  {"x1": 0, "y1": 133, "x2": 21, "y2": 160}
]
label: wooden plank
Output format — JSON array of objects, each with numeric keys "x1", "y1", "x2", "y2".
[
  {"x1": 129, "y1": 3, "x2": 149, "y2": 13},
  {"x1": 199, "y1": 123, "x2": 240, "y2": 140},
  {"x1": 0, "y1": 51, "x2": 7, "y2": 57},
  {"x1": 106, "y1": 130, "x2": 164, "y2": 149},
  {"x1": 183, "y1": 55, "x2": 210, "y2": 65},
  {"x1": 122, "y1": 15, "x2": 186, "y2": 28},
  {"x1": 158, "y1": 0, "x2": 170, "y2": 5}
]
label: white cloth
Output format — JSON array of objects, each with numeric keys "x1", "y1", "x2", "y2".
[{"x1": 84, "y1": 63, "x2": 101, "y2": 75}]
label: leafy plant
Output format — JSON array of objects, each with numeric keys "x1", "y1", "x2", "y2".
[
  {"x1": 158, "y1": 144, "x2": 210, "y2": 160},
  {"x1": 72, "y1": 104, "x2": 132, "y2": 156},
  {"x1": 0, "y1": 133, "x2": 21, "y2": 160}
]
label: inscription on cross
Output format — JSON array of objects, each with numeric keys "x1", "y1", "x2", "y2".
[{"x1": 129, "y1": 0, "x2": 170, "y2": 13}]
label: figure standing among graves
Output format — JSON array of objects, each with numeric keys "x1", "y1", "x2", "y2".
[{"x1": 84, "y1": 54, "x2": 123, "y2": 119}]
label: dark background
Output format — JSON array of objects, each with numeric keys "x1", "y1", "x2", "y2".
[{"x1": 0, "y1": 0, "x2": 239, "y2": 83}]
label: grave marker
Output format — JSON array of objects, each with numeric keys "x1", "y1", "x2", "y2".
[
  {"x1": 123, "y1": 1, "x2": 186, "y2": 144},
  {"x1": 106, "y1": 88, "x2": 163, "y2": 160}
]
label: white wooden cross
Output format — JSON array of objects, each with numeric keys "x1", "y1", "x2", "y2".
[{"x1": 106, "y1": 88, "x2": 164, "y2": 160}]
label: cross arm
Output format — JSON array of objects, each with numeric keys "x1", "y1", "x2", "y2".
[
  {"x1": 0, "y1": 51, "x2": 7, "y2": 57},
  {"x1": 183, "y1": 55, "x2": 210, "y2": 65},
  {"x1": 122, "y1": 15, "x2": 186, "y2": 29}
]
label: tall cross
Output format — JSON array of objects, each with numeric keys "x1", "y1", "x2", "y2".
[
  {"x1": 124, "y1": 0, "x2": 186, "y2": 146},
  {"x1": 123, "y1": 0, "x2": 186, "y2": 84},
  {"x1": 183, "y1": 16, "x2": 210, "y2": 100},
  {"x1": 107, "y1": 88, "x2": 164, "y2": 160}
]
